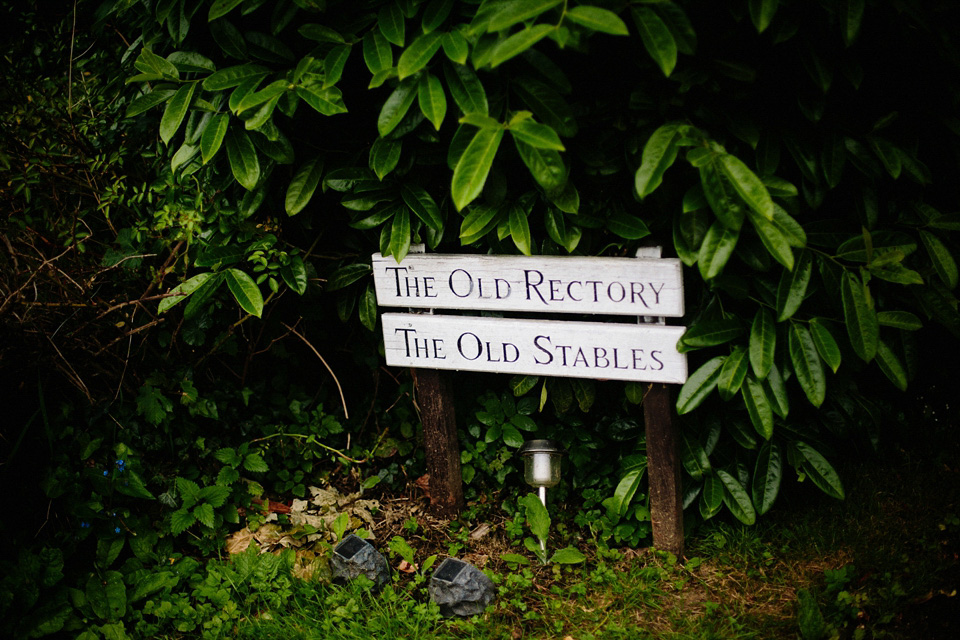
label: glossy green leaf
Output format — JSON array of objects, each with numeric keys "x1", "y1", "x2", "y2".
[
  {"x1": 808, "y1": 318, "x2": 841, "y2": 373},
  {"x1": 236, "y1": 79, "x2": 287, "y2": 114},
  {"x1": 280, "y1": 256, "x2": 308, "y2": 295},
  {"x1": 513, "y1": 138, "x2": 566, "y2": 192},
  {"x1": 566, "y1": 6, "x2": 629, "y2": 35},
  {"x1": 681, "y1": 434, "x2": 711, "y2": 480},
  {"x1": 920, "y1": 230, "x2": 958, "y2": 289},
  {"x1": 776, "y1": 250, "x2": 812, "y2": 321},
  {"x1": 700, "y1": 160, "x2": 745, "y2": 230},
  {"x1": 795, "y1": 441, "x2": 844, "y2": 500},
  {"x1": 323, "y1": 44, "x2": 351, "y2": 88},
  {"x1": 442, "y1": 30, "x2": 469, "y2": 64},
  {"x1": 224, "y1": 269, "x2": 263, "y2": 317},
  {"x1": 635, "y1": 124, "x2": 680, "y2": 198},
  {"x1": 700, "y1": 474, "x2": 723, "y2": 519},
  {"x1": 370, "y1": 138, "x2": 402, "y2": 180},
  {"x1": 452, "y1": 127, "x2": 504, "y2": 210},
  {"x1": 742, "y1": 373, "x2": 773, "y2": 440},
  {"x1": 698, "y1": 221, "x2": 740, "y2": 281},
  {"x1": 877, "y1": 310, "x2": 922, "y2": 331},
  {"x1": 771, "y1": 204, "x2": 807, "y2": 248},
  {"x1": 159, "y1": 273, "x2": 215, "y2": 313},
  {"x1": 512, "y1": 78, "x2": 577, "y2": 137},
  {"x1": 377, "y1": 78, "x2": 418, "y2": 137},
  {"x1": 606, "y1": 212, "x2": 650, "y2": 240},
  {"x1": 388, "y1": 208, "x2": 412, "y2": 263},
  {"x1": 489, "y1": 24, "x2": 554, "y2": 68},
  {"x1": 126, "y1": 89, "x2": 176, "y2": 118},
  {"x1": 379, "y1": 2, "x2": 405, "y2": 46},
  {"x1": 509, "y1": 118, "x2": 565, "y2": 151},
  {"x1": 398, "y1": 31, "x2": 442, "y2": 79},
  {"x1": 679, "y1": 318, "x2": 743, "y2": 352},
  {"x1": 720, "y1": 154, "x2": 774, "y2": 221},
  {"x1": 200, "y1": 113, "x2": 229, "y2": 164},
  {"x1": 764, "y1": 363, "x2": 790, "y2": 419},
  {"x1": 159, "y1": 82, "x2": 196, "y2": 145},
  {"x1": 717, "y1": 469, "x2": 756, "y2": 525},
  {"x1": 225, "y1": 130, "x2": 260, "y2": 190},
  {"x1": 326, "y1": 263, "x2": 371, "y2": 291},
  {"x1": 285, "y1": 156, "x2": 324, "y2": 216},
  {"x1": 209, "y1": 0, "x2": 244, "y2": 21},
  {"x1": 422, "y1": 0, "x2": 454, "y2": 33},
  {"x1": 841, "y1": 270, "x2": 878, "y2": 361},
  {"x1": 299, "y1": 23, "x2": 346, "y2": 44},
  {"x1": 363, "y1": 30, "x2": 393, "y2": 75},
  {"x1": 297, "y1": 85, "x2": 348, "y2": 116},
  {"x1": 876, "y1": 338, "x2": 908, "y2": 391},
  {"x1": 632, "y1": 6, "x2": 677, "y2": 77},
  {"x1": 184, "y1": 272, "x2": 225, "y2": 318},
  {"x1": 789, "y1": 322, "x2": 826, "y2": 407},
  {"x1": 444, "y1": 63, "x2": 488, "y2": 115},
  {"x1": 748, "y1": 0, "x2": 778, "y2": 33},
  {"x1": 507, "y1": 204, "x2": 532, "y2": 256},
  {"x1": 655, "y1": 2, "x2": 696, "y2": 55},
  {"x1": 359, "y1": 283, "x2": 378, "y2": 331},
  {"x1": 417, "y1": 72, "x2": 447, "y2": 130},
  {"x1": 843, "y1": 0, "x2": 865, "y2": 46},
  {"x1": 676, "y1": 355, "x2": 725, "y2": 414},
  {"x1": 401, "y1": 184, "x2": 443, "y2": 232},
  {"x1": 748, "y1": 208, "x2": 795, "y2": 271},
  {"x1": 752, "y1": 441, "x2": 782, "y2": 515},
  {"x1": 717, "y1": 346, "x2": 749, "y2": 400},
  {"x1": 459, "y1": 204, "x2": 503, "y2": 244},
  {"x1": 134, "y1": 46, "x2": 180, "y2": 80},
  {"x1": 487, "y1": 0, "x2": 563, "y2": 32},
  {"x1": 749, "y1": 308, "x2": 776, "y2": 378}
]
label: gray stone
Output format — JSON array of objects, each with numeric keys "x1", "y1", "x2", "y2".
[
  {"x1": 330, "y1": 534, "x2": 391, "y2": 590},
  {"x1": 428, "y1": 558, "x2": 496, "y2": 617}
]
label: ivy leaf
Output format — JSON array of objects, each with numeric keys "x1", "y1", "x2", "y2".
[
  {"x1": 224, "y1": 269, "x2": 263, "y2": 317},
  {"x1": 452, "y1": 127, "x2": 504, "y2": 210}
]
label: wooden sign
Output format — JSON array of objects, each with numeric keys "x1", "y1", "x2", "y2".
[
  {"x1": 372, "y1": 253, "x2": 684, "y2": 317},
  {"x1": 382, "y1": 313, "x2": 687, "y2": 384}
]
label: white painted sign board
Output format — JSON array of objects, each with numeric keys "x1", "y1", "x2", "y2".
[
  {"x1": 382, "y1": 313, "x2": 688, "y2": 383},
  {"x1": 372, "y1": 253, "x2": 684, "y2": 317}
]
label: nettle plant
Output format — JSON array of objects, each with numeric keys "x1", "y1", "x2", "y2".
[{"x1": 117, "y1": 0, "x2": 960, "y2": 526}]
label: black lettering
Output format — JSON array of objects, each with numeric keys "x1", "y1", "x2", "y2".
[
  {"x1": 650, "y1": 350, "x2": 665, "y2": 370},
  {"x1": 394, "y1": 327, "x2": 417, "y2": 357},
  {"x1": 449, "y1": 269, "x2": 473, "y2": 298},
  {"x1": 630, "y1": 282, "x2": 649, "y2": 308},
  {"x1": 524, "y1": 269, "x2": 547, "y2": 303},
  {"x1": 586, "y1": 280, "x2": 602, "y2": 302},
  {"x1": 405, "y1": 277, "x2": 421, "y2": 298},
  {"x1": 485, "y1": 341, "x2": 501, "y2": 362},
  {"x1": 424, "y1": 277, "x2": 437, "y2": 298},
  {"x1": 533, "y1": 336, "x2": 553, "y2": 364},
  {"x1": 495, "y1": 278, "x2": 511, "y2": 299},
  {"x1": 503, "y1": 343, "x2": 520, "y2": 363},
  {"x1": 557, "y1": 344, "x2": 572, "y2": 366},
  {"x1": 613, "y1": 347, "x2": 629, "y2": 369},
  {"x1": 608, "y1": 281, "x2": 626, "y2": 302},
  {"x1": 432, "y1": 338, "x2": 446, "y2": 359},
  {"x1": 549, "y1": 279, "x2": 564, "y2": 302},
  {"x1": 478, "y1": 277, "x2": 491, "y2": 299},
  {"x1": 649, "y1": 282, "x2": 665, "y2": 305},
  {"x1": 594, "y1": 347, "x2": 609, "y2": 368},
  {"x1": 414, "y1": 337, "x2": 430, "y2": 357},
  {"x1": 386, "y1": 267, "x2": 408, "y2": 296},
  {"x1": 573, "y1": 348, "x2": 589, "y2": 367},
  {"x1": 567, "y1": 281, "x2": 582, "y2": 301},
  {"x1": 632, "y1": 349, "x2": 647, "y2": 370},
  {"x1": 457, "y1": 332, "x2": 483, "y2": 360}
]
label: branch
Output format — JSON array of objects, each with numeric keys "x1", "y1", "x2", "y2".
[{"x1": 282, "y1": 322, "x2": 350, "y2": 420}]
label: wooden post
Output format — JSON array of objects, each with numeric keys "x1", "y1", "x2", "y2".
[
  {"x1": 413, "y1": 368, "x2": 464, "y2": 518},
  {"x1": 643, "y1": 383, "x2": 684, "y2": 558}
]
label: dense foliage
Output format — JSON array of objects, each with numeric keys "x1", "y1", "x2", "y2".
[{"x1": 2, "y1": 0, "x2": 960, "y2": 637}]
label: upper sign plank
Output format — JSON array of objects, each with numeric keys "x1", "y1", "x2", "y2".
[{"x1": 372, "y1": 253, "x2": 684, "y2": 317}]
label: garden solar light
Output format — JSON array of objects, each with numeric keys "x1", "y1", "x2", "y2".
[
  {"x1": 428, "y1": 558, "x2": 496, "y2": 617},
  {"x1": 331, "y1": 534, "x2": 391, "y2": 591},
  {"x1": 518, "y1": 439, "x2": 563, "y2": 509}
]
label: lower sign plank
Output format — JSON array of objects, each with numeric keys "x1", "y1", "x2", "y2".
[{"x1": 382, "y1": 313, "x2": 688, "y2": 384}]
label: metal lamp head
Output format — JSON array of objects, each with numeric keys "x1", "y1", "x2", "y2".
[{"x1": 518, "y1": 439, "x2": 563, "y2": 489}]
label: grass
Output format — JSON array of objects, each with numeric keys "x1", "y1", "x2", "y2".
[{"x1": 193, "y1": 401, "x2": 960, "y2": 639}]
